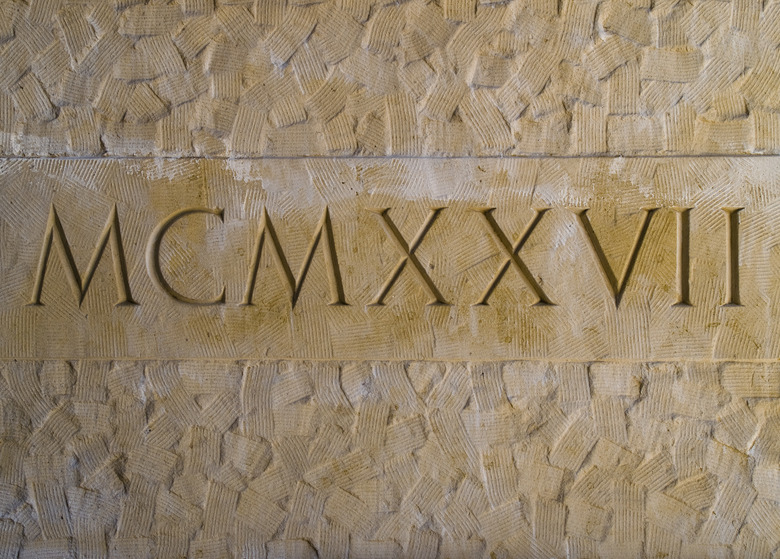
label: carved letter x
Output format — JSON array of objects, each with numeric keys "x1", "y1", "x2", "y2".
[
  {"x1": 369, "y1": 207, "x2": 449, "y2": 306},
  {"x1": 474, "y1": 208, "x2": 554, "y2": 306}
]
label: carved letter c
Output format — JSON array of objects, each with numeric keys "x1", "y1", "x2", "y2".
[{"x1": 146, "y1": 207, "x2": 226, "y2": 305}]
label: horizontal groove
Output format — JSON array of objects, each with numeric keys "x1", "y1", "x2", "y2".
[
  {"x1": 3, "y1": 357, "x2": 779, "y2": 363},
  {"x1": 2, "y1": 153, "x2": 780, "y2": 161}
]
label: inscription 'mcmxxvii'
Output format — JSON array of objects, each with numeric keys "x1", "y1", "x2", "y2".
[{"x1": 29, "y1": 204, "x2": 744, "y2": 309}]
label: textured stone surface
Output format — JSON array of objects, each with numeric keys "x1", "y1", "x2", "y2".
[
  {"x1": 5, "y1": 157, "x2": 780, "y2": 361},
  {"x1": 0, "y1": 0, "x2": 779, "y2": 156},
  {"x1": 0, "y1": 359, "x2": 776, "y2": 558},
  {"x1": 2, "y1": 0, "x2": 780, "y2": 556},
  {"x1": 1, "y1": 157, "x2": 779, "y2": 556}
]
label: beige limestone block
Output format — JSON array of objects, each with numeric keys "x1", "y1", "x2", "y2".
[
  {"x1": 4, "y1": 158, "x2": 780, "y2": 361},
  {"x1": 1, "y1": 0, "x2": 780, "y2": 555},
  {"x1": 0, "y1": 0, "x2": 776, "y2": 155}
]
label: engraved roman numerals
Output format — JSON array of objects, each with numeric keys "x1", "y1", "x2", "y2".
[
  {"x1": 673, "y1": 207, "x2": 692, "y2": 307},
  {"x1": 722, "y1": 207, "x2": 743, "y2": 307},
  {"x1": 243, "y1": 207, "x2": 347, "y2": 307},
  {"x1": 473, "y1": 207, "x2": 553, "y2": 306},
  {"x1": 28, "y1": 204, "x2": 745, "y2": 309},
  {"x1": 146, "y1": 207, "x2": 226, "y2": 305},
  {"x1": 30, "y1": 204, "x2": 136, "y2": 307},
  {"x1": 573, "y1": 207, "x2": 657, "y2": 308},
  {"x1": 368, "y1": 207, "x2": 449, "y2": 306}
]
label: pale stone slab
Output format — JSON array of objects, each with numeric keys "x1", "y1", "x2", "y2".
[
  {"x1": 3, "y1": 0, "x2": 780, "y2": 556},
  {"x1": 0, "y1": 358, "x2": 774, "y2": 558},
  {"x1": 0, "y1": 0, "x2": 777, "y2": 156},
  {"x1": 4, "y1": 157, "x2": 780, "y2": 360}
]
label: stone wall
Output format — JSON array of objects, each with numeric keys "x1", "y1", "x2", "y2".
[
  {"x1": 0, "y1": 360, "x2": 777, "y2": 558},
  {"x1": 0, "y1": 0, "x2": 780, "y2": 156},
  {"x1": 1, "y1": 0, "x2": 780, "y2": 557}
]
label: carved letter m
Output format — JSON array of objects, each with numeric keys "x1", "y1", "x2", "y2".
[{"x1": 29, "y1": 204, "x2": 136, "y2": 306}]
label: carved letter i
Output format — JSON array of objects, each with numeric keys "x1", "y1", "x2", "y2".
[
  {"x1": 722, "y1": 207, "x2": 743, "y2": 307},
  {"x1": 673, "y1": 208, "x2": 692, "y2": 307}
]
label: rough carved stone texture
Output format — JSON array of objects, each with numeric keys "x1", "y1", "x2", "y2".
[
  {"x1": 2, "y1": 155, "x2": 780, "y2": 556},
  {"x1": 3, "y1": 0, "x2": 780, "y2": 555},
  {"x1": 0, "y1": 359, "x2": 776, "y2": 559},
  {"x1": 8, "y1": 157, "x2": 780, "y2": 361},
  {"x1": 2, "y1": 0, "x2": 780, "y2": 156}
]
